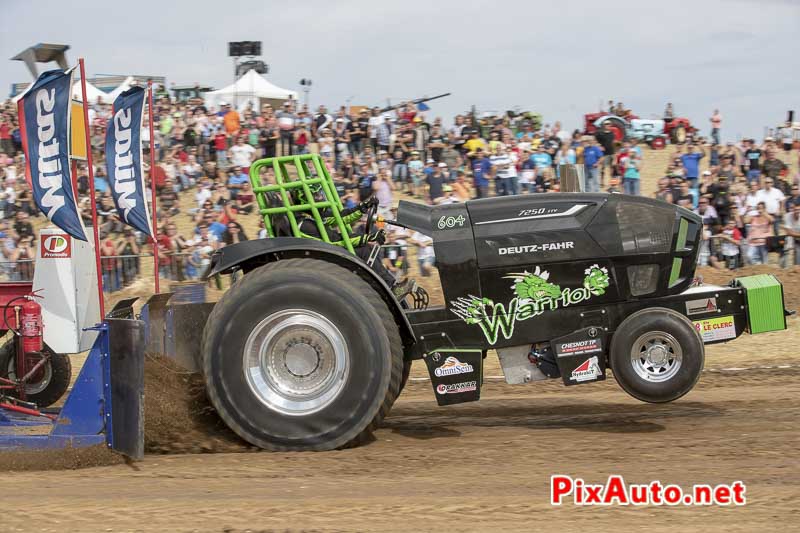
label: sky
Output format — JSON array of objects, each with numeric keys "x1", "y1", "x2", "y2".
[{"x1": 1, "y1": 0, "x2": 797, "y2": 140}]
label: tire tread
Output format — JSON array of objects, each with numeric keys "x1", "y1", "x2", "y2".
[{"x1": 201, "y1": 258, "x2": 403, "y2": 451}]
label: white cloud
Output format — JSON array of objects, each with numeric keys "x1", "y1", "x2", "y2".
[{"x1": 1, "y1": 0, "x2": 797, "y2": 138}]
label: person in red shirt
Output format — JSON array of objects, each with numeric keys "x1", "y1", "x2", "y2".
[
  {"x1": 0, "y1": 115, "x2": 13, "y2": 155},
  {"x1": 100, "y1": 234, "x2": 120, "y2": 292},
  {"x1": 718, "y1": 218, "x2": 742, "y2": 269},
  {"x1": 149, "y1": 162, "x2": 167, "y2": 191},
  {"x1": 294, "y1": 124, "x2": 309, "y2": 154},
  {"x1": 214, "y1": 131, "x2": 228, "y2": 167},
  {"x1": 174, "y1": 144, "x2": 188, "y2": 164},
  {"x1": 397, "y1": 102, "x2": 417, "y2": 123}
]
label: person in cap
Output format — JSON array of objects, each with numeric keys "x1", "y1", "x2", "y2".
[
  {"x1": 413, "y1": 115, "x2": 430, "y2": 161},
  {"x1": 464, "y1": 128, "x2": 488, "y2": 158},
  {"x1": 408, "y1": 150, "x2": 424, "y2": 197},
  {"x1": 368, "y1": 107, "x2": 383, "y2": 151},
  {"x1": 313, "y1": 105, "x2": 333, "y2": 138},
  {"x1": 276, "y1": 100, "x2": 297, "y2": 155},
  {"x1": 350, "y1": 108, "x2": 370, "y2": 154},
  {"x1": 471, "y1": 147, "x2": 492, "y2": 199}
]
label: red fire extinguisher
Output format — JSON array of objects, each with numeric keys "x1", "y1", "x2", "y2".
[{"x1": 19, "y1": 296, "x2": 43, "y2": 354}]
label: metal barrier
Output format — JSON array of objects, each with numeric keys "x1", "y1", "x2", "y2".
[
  {"x1": 0, "y1": 260, "x2": 35, "y2": 282},
  {"x1": 100, "y1": 252, "x2": 208, "y2": 291},
  {"x1": 0, "y1": 244, "x2": 415, "y2": 293},
  {"x1": 100, "y1": 254, "x2": 146, "y2": 292}
]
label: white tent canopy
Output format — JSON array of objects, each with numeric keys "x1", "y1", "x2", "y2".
[
  {"x1": 12, "y1": 77, "x2": 112, "y2": 104},
  {"x1": 204, "y1": 70, "x2": 298, "y2": 112},
  {"x1": 71, "y1": 79, "x2": 112, "y2": 104}
]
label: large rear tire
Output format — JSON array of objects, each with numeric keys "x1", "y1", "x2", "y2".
[
  {"x1": 201, "y1": 258, "x2": 403, "y2": 451},
  {"x1": 399, "y1": 360, "x2": 412, "y2": 394},
  {"x1": 671, "y1": 125, "x2": 687, "y2": 144},
  {"x1": 609, "y1": 308, "x2": 704, "y2": 403}
]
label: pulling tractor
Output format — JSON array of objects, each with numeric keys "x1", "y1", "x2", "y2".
[
  {"x1": 1, "y1": 154, "x2": 787, "y2": 458},
  {"x1": 584, "y1": 112, "x2": 696, "y2": 147},
  {"x1": 182, "y1": 154, "x2": 787, "y2": 451}
]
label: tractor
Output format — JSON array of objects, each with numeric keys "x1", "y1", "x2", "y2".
[
  {"x1": 584, "y1": 112, "x2": 696, "y2": 146},
  {"x1": 186, "y1": 153, "x2": 787, "y2": 452}
]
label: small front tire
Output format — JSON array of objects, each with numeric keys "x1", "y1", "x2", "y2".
[{"x1": 609, "y1": 308, "x2": 704, "y2": 403}]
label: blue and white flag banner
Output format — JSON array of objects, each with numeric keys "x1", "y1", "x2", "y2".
[
  {"x1": 17, "y1": 69, "x2": 89, "y2": 241},
  {"x1": 105, "y1": 86, "x2": 154, "y2": 238}
]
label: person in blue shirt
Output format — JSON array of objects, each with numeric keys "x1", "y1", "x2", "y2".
[
  {"x1": 531, "y1": 144, "x2": 552, "y2": 172},
  {"x1": 709, "y1": 144, "x2": 720, "y2": 167},
  {"x1": 622, "y1": 151, "x2": 641, "y2": 196},
  {"x1": 227, "y1": 165, "x2": 250, "y2": 194},
  {"x1": 582, "y1": 138, "x2": 604, "y2": 193},
  {"x1": 94, "y1": 175, "x2": 109, "y2": 194},
  {"x1": 207, "y1": 218, "x2": 227, "y2": 239},
  {"x1": 629, "y1": 139, "x2": 643, "y2": 159},
  {"x1": 471, "y1": 148, "x2": 492, "y2": 199},
  {"x1": 680, "y1": 143, "x2": 705, "y2": 188}
]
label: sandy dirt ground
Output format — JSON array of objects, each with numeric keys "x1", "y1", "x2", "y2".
[
  {"x1": 5, "y1": 147, "x2": 800, "y2": 531},
  {"x1": 3, "y1": 364, "x2": 799, "y2": 532},
  {"x1": 3, "y1": 264, "x2": 798, "y2": 532}
]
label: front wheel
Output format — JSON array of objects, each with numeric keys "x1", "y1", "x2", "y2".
[
  {"x1": 609, "y1": 308, "x2": 704, "y2": 403},
  {"x1": 0, "y1": 341, "x2": 72, "y2": 408},
  {"x1": 201, "y1": 258, "x2": 403, "y2": 451}
]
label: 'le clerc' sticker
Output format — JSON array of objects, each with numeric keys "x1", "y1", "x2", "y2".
[{"x1": 693, "y1": 315, "x2": 736, "y2": 342}]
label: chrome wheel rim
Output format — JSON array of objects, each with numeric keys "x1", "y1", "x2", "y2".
[
  {"x1": 630, "y1": 331, "x2": 683, "y2": 383},
  {"x1": 243, "y1": 309, "x2": 349, "y2": 416}
]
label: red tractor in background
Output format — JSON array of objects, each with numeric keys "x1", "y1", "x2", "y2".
[{"x1": 583, "y1": 111, "x2": 696, "y2": 148}]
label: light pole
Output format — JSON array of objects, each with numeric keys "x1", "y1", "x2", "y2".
[{"x1": 299, "y1": 78, "x2": 312, "y2": 107}]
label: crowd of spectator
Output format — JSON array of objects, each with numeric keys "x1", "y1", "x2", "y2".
[
  {"x1": 1, "y1": 91, "x2": 799, "y2": 288},
  {"x1": 651, "y1": 136, "x2": 799, "y2": 269}
]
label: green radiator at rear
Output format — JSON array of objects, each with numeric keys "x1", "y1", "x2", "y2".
[{"x1": 735, "y1": 274, "x2": 787, "y2": 334}]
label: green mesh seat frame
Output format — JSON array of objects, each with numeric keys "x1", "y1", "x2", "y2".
[{"x1": 249, "y1": 154, "x2": 361, "y2": 254}]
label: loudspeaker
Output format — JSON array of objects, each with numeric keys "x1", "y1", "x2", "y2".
[{"x1": 228, "y1": 42, "x2": 242, "y2": 57}]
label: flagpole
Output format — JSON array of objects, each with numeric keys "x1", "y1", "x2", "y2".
[
  {"x1": 78, "y1": 58, "x2": 105, "y2": 318},
  {"x1": 70, "y1": 160, "x2": 79, "y2": 199},
  {"x1": 148, "y1": 81, "x2": 160, "y2": 294}
]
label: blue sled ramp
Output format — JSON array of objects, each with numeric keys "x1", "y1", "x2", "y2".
[{"x1": 0, "y1": 318, "x2": 145, "y2": 460}]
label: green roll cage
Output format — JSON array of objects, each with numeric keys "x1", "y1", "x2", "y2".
[{"x1": 249, "y1": 154, "x2": 360, "y2": 254}]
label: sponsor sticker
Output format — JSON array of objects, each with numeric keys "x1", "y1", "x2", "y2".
[
  {"x1": 434, "y1": 356, "x2": 474, "y2": 377},
  {"x1": 693, "y1": 315, "x2": 736, "y2": 342},
  {"x1": 436, "y1": 381, "x2": 478, "y2": 395},
  {"x1": 556, "y1": 338, "x2": 602, "y2": 357},
  {"x1": 41, "y1": 234, "x2": 71, "y2": 258},
  {"x1": 686, "y1": 297, "x2": 718, "y2": 316},
  {"x1": 451, "y1": 264, "x2": 611, "y2": 345},
  {"x1": 570, "y1": 356, "x2": 602, "y2": 382}
]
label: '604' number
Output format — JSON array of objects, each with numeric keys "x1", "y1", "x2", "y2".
[{"x1": 437, "y1": 214, "x2": 466, "y2": 230}]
